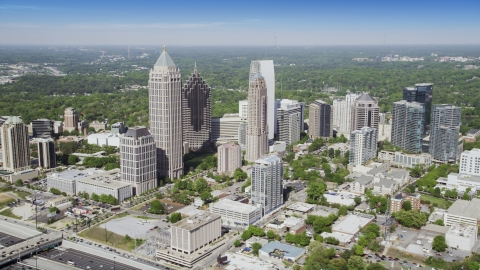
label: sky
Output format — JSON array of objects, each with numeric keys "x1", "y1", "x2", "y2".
[{"x1": 1, "y1": 0, "x2": 479, "y2": 46}]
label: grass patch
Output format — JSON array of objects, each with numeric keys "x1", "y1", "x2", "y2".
[
  {"x1": 112, "y1": 212, "x2": 130, "y2": 219},
  {"x1": 420, "y1": 194, "x2": 452, "y2": 209},
  {"x1": 134, "y1": 215, "x2": 158, "y2": 220},
  {"x1": 78, "y1": 226, "x2": 145, "y2": 251},
  {"x1": 386, "y1": 247, "x2": 425, "y2": 264},
  {"x1": 0, "y1": 209, "x2": 21, "y2": 219},
  {"x1": 12, "y1": 190, "x2": 31, "y2": 199},
  {"x1": 0, "y1": 193, "x2": 16, "y2": 208},
  {"x1": 184, "y1": 152, "x2": 215, "y2": 170}
]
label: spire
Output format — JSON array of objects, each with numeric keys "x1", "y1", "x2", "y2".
[
  {"x1": 163, "y1": 44, "x2": 166, "y2": 52},
  {"x1": 194, "y1": 62, "x2": 197, "y2": 74},
  {"x1": 154, "y1": 45, "x2": 176, "y2": 67}
]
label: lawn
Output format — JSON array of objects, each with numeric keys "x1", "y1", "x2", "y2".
[
  {"x1": 0, "y1": 209, "x2": 22, "y2": 219},
  {"x1": 78, "y1": 226, "x2": 145, "y2": 251},
  {"x1": 184, "y1": 152, "x2": 215, "y2": 171},
  {"x1": 0, "y1": 193, "x2": 16, "y2": 208},
  {"x1": 420, "y1": 194, "x2": 452, "y2": 209},
  {"x1": 13, "y1": 190, "x2": 31, "y2": 199}
]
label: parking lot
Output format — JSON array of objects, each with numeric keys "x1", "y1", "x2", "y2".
[
  {"x1": 0, "y1": 232, "x2": 24, "y2": 248},
  {"x1": 40, "y1": 248, "x2": 138, "y2": 270}
]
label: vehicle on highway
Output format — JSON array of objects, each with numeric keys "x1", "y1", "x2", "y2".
[{"x1": 67, "y1": 260, "x2": 75, "y2": 265}]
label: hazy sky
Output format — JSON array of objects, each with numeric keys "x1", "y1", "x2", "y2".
[{"x1": 1, "y1": 0, "x2": 479, "y2": 45}]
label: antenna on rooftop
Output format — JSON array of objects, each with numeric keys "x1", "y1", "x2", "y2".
[{"x1": 128, "y1": 46, "x2": 130, "y2": 59}]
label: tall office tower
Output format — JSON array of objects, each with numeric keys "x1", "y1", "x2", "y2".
[
  {"x1": 429, "y1": 104, "x2": 461, "y2": 163},
  {"x1": 63, "y1": 107, "x2": 79, "y2": 132},
  {"x1": 0, "y1": 116, "x2": 30, "y2": 172},
  {"x1": 349, "y1": 127, "x2": 378, "y2": 166},
  {"x1": 239, "y1": 100, "x2": 249, "y2": 119},
  {"x1": 390, "y1": 101, "x2": 425, "y2": 153},
  {"x1": 238, "y1": 122, "x2": 247, "y2": 149},
  {"x1": 460, "y1": 149, "x2": 480, "y2": 176},
  {"x1": 351, "y1": 93, "x2": 380, "y2": 132},
  {"x1": 277, "y1": 102, "x2": 302, "y2": 146},
  {"x1": 181, "y1": 64, "x2": 211, "y2": 151},
  {"x1": 217, "y1": 142, "x2": 242, "y2": 175},
  {"x1": 37, "y1": 138, "x2": 56, "y2": 169},
  {"x1": 149, "y1": 46, "x2": 183, "y2": 180},
  {"x1": 250, "y1": 60, "x2": 275, "y2": 139},
  {"x1": 403, "y1": 83, "x2": 433, "y2": 133},
  {"x1": 120, "y1": 127, "x2": 157, "y2": 195},
  {"x1": 31, "y1": 119, "x2": 53, "y2": 138},
  {"x1": 111, "y1": 122, "x2": 126, "y2": 134},
  {"x1": 333, "y1": 93, "x2": 361, "y2": 135},
  {"x1": 251, "y1": 154, "x2": 283, "y2": 216},
  {"x1": 245, "y1": 73, "x2": 269, "y2": 162},
  {"x1": 308, "y1": 100, "x2": 332, "y2": 139},
  {"x1": 275, "y1": 99, "x2": 305, "y2": 133},
  {"x1": 211, "y1": 114, "x2": 244, "y2": 144}
]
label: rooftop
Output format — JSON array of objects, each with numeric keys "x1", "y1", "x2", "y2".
[
  {"x1": 356, "y1": 93, "x2": 376, "y2": 102},
  {"x1": 252, "y1": 72, "x2": 264, "y2": 80},
  {"x1": 220, "y1": 142, "x2": 239, "y2": 149},
  {"x1": 259, "y1": 241, "x2": 305, "y2": 258},
  {"x1": 210, "y1": 199, "x2": 259, "y2": 214},
  {"x1": 49, "y1": 169, "x2": 93, "y2": 181},
  {"x1": 374, "y1": 178, "x2": 396, "y2": 188},
  {"x1": 384, "y1": 170, "x2": 409, "y2": 179},
  {"x1": 4, "y1": 116, "x2": 23, "y2": 124},
  {"x1": 224, "y1": 252, "x2": 276, "y2": 270},
  {"x1": 446, "y1": 198, "x2": 480, "y2": 219},
  {"x1": 446, "y1": 223, "x2": 477, "y2": 238},
  {"x1": 287, "y1": 202, "x2": 315, "y2": 213},
  {"x1": 172, "y1": 211, "x2": 221, "y2": 231},
  {"x1": 154, "y1": 47, "x2": 176, "y2": 67},
  {"x1": 123, "y1": 126, "x2": 151, "y2": 139},
  {"x1": 76, "y1": 169, "x2": 131, "y2": 189},
  {"x1": 332, "y1": 214, "x2": 374, "y2": 235},
  {"x1": 422, "y1": 224, "x2": 449, "y2": 235},
  {"x1": 354, "y1": 175, "x2": 374, "y2": 185},
  {"x1": 254, "y1": 154, "x2": 280, "y2": 165}
]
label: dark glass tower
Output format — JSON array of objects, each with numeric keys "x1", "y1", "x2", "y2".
[{"x1": 402, "y1": 83, "x2": 433, "y2": 134}]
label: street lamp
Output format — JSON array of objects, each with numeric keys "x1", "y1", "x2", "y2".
[{"x1": 113, "y1": 256, "x2": 116, "y2": 270}]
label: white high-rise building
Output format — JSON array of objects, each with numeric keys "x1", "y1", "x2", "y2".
[
  {"x1": 251, "y1": 154, "x2": 283, "y2": 216},
  {"x1": 275, "y1": 99, "x2": 305, "y2": 133},
  {"x1": 238, "y1": 122, "x2": 247, "y2": 149},
  {"x1": 350, "y1": 127, "x2": 378, "y2": 166},
  {"x1": 276, "y1": 102, "x2": 302, "y2": 146},
  {"x1": 38, "y1": 138, "x2": 56, "y2": 169},
  {"x1": 148, "y1": 46, "x2": 183, "y2": 180},
  {"x1": 239, "y1": 100, "x2": 248, "y2": 119},
  {"x1": 333, "y1": 93, "x2": 360, "y2": 136},
  {"x1": 120, "y1": 127, "x2": 157, "y2": 195},
  {"x1": 1, "y1": 116, "x2": 30, "y2": 172},
  {"x1": 217, "y1": 142, "x2": 242, "y2": 176},
  {"x1": 460, "y1": 149, "x2": 480, "y2": 176},
  {"x1": 250, "y1": 60, "x2": 275, "y2": 140},
  {"x1": 245, "y1": 73, "x2": 269, "y2": 162},
  {"x1": 351, "y1": 93, "x2": 380, "y2": 132}
]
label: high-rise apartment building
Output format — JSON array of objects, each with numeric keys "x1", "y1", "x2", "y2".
[
  {"x1": 211, "y1": 114, "x2": 245, "y2": 144},
  {"x1": 148, "y1": 46, "x2": 183, "y2": 179},
  {"x1": 251, "y1": 154, "x2": 283, "y2": 216},
  {"x1": 217, "y1": 142, "x2": 242, "y2": 175},
  {"x1": 120, "y1": 127, "x2": 157, "y2": 195},
  {"x1": 37, "y1": 138, "x2": 56, "y2": 169},
  {"x1": 333, "y1": 93, "x2": 361, "y2": 136},
  {"x1": 276, "y1": 102, "x2": 302, "y2": 146},
  {"x1": 245, "y1": 73, "x2": 269, "y2": 162},
  {"x1": 460, "y1": 149, "x2": 480, "y2": 176},
  {"x1": 63, "y1": 107, "x2": 79, "y2": 132},
  {"x1": 1, "y1": 116, "x2": 30, "y2": 172},
  {"x1": 391, "y1": 101, "x2": 425, "y2": 153},
  {"x1": 275, "y1": 99, "x2": 305, "y2": 132},
  {"x1": 31, "y1": 119, "x2": 53, "y2": 138},
  {"x1": 429, "y1": 104, "x2": 461, "y2": 163},
  {"x1": 250, "y1": 60, "x2": 275, "y2": 140},
  {"x1": 238, "y1": 122, "x2": 247, "y2": 149},
  {"x1": 239, "y1": 100, "x2": 248, "y2": 119},
  {"x1": 350, "y1": 127, "x2": 378, "y2": 166},
  {"x1": 351, "y1": 93, "x2": 380, "y2": 132},
  {"x1": 182, "y1": 64, "x2": 211, "y2": 151},
  {"x1": 403, "y1": 83, "x2": 433, "y2": 133},
  {"x1": 308, "y1": 100, "x2": 332, "y2": 139}
]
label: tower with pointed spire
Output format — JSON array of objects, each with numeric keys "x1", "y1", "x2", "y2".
[
  {"x1": 181, "y1": 63, "x2": 212, "y2": 151},
  {"x1": 149, "y1": 46, "x2": 184, "y2": 180},
  {"x1": 245, "y1": 73, "x2": 269, "y2": 162}
]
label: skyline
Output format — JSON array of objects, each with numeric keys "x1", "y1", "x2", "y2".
[{"x1": 0, "y1": 0, "x2": 479, "y2": 46}]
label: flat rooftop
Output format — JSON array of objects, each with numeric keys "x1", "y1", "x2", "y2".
[
  {"x1": 287, "y1": 202, "x2": 315, "y2": 213},
  {"x1": 333, "y1": 214, "x2": 373, "y2": 235},
  {"x1": 446, "y1": 223, "x2": 477, "y2": 238},
  {"x1": 49, "y1": 169, "x2": 92, "y2": 181},
  {"x1": 224, "y1": 252, "x2": 276, "y2": 270},
  {"x1": 259, "y1": 241, "x2": 304, "y2": 258},
  {"x1": 446, "y1": 198, "x2": 480, "y2": 219},
  {"x1": 172, "y1": 211, "x2": 221, "y2": 231},
  {"x1": 324, "y1": 193, "x2": 355, "y2": 206},
  {"x1": 210, "y1": 199, "x2": 259, "y2": 214},
  {"x1": 76, "y1": 169, "x2": 130, "y2": 189}
]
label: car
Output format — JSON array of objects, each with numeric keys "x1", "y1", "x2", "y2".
[
  {"x1": 153, "y1": 226, "x2": 158, "y2": 229},
  {"x1": 402, "y1": 230, "x2": 406, "y2": 233}
]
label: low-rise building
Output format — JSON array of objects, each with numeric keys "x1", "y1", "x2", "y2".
[
  {"x1": 209, "y1": 199, "x2": 261, "y2": 227},
  {"x1": 390, "y1": 193, "x2": 421, "y2": 213},
  {"x1": 350, "y1": 175, "x2": 374, "y2": 194},
  {"x1": 328, "y1": 143, "x2": 350, "y2": 156},
  {"x1": 87, "y1": 133, "x2": 120, "y2": 148},
  {"x1": 258, "y1": 241, "x2": 305, "y2": 262},
  {"x1": 47, "y1": 196, "x2": 70, "y2": 207},
  {"x1": 320, "y1": 231, "x2": 353, "y2": 245},
  {"x1": 324, "y1": 193, "x2": 355, "y2": 207},
  {"x1": 444, "y1": 198, "x2": 480, "y2": 226},
  {"x1": 47, "y1": 169, "x2": 90, "y2": 195},
  {"x1": 435, "y1": 172, "x2": 480, "y2": 194},
  {"x1": 75, "y1": 169, "x2": 132, "y2": 202},
  {"x1": 373, "y1": 178, "x2": 397, "y2": 196},
  {"x1": 378, "y1": 150, "x2": 433, "y2": 168},
  {"x1": 89, "y1": 121, "x2": 107, "y2": 131},
  {"x1": 445, "y1": 223, "x2": 478, "y2": 252},
  {"x1": 464, "y1": 129, "x2": 480, "y2": 143},
  {"x1": 265, "y1": 217, "x2": 306, "y2": 235},
  {"x1": 286, "y1": 202, "x2": 316, "y2": 216},
  {"x1": 332, "y1": 214, "x2": 374, "y2": 236},
  {"x1": 245, "y1": 237, "x2": 268, "y2": 248}
]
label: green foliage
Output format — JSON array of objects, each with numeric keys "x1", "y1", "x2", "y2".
[
  {"x1": 410, "y1": 164, "x2": 424, "y2": 178},
  {"x1": 325, "y1": 236, "x2": 340, "y2": 245},
  {"x1": 59, "y1": 141, "x2": 80, "y2": 155},
  {"x1": 267, "y1": 230, "x2": 277, "y2": 240},
  {"x1": 169, "y1": 212, "x2": 182, "y2": 223},
  {"x1": 233, "y1": 168, "x2": 248, "y2": 181},
  {"x1": 148, "y1": 200, "x2": 166, "y2": 214},
  {"x1": 432, "y1": 235, "x2": 447, "y2": 252},
  {"x1": 304, "y1": 244, "x2": 336, "y2": 270},
  {"x1": 407, "y1": 185, "x2": 416, "y2": 193},
  {"x1": 67, "y1": 155, "x2": 80, "y2": 165},
  {"x1": 241, "y1": 177, "x2": 251, "y2": 193},
  {"x1": 91, "y1": 193, "x2": 99, "y2": 201},
  {"x1": 14, "y1": 179, "x2": 23, "y2": 187},
  {"x1": 83, "y1": 156, "x2": 120, "y2": 169},
  {"x1": 241, "y1": 230, "x2": 252, "y2": 241},
  {"x1": 200, "y1": 191, "x2": 213, "y2": 202},
  {"x1": 354, "y1": 197, "x2": 362, "y2": 205},
  {"x1": 416, "y1": 164, "x2": 458, "y2": 191},
  {"x1": 306, "y1": 181, "x2": 327, "y2": 204},
  {"x1": 285, "y1": 232, "x2": 311, "y2": 246},
  {"x1": 353, "y1": 244, "x2": 364, "y2": 256},
  {"x1": 308, "y1": 138, "x2": 325, "y2": 152},
  {"x1": 338, "y1": 206, "x2": 348, "y2": 216},
  {"x1": 392, "y1": 210, "x2": 426, "y2": 228},
  {"x1": 366, "y1": 263, "x2": 386, "y2": 270},
  {"x1": 307, "y1": 213, "x2": 337, "y2": 234},
  {"x1": 49, "y1": 207, "x2": 59, "y2": 213},
  {"x1": 50, "y1": 188, "x2": 61, "y2": 195},
  {"x1": 234, "y1": 239, "x2": 241, "y2": 247},
  {"x1": 401, "y1": 200, "x2": 412, "y2": 211},
  {"x1": 434, "y1": 219, "x2": 444, "y2": 226},
  {"x1": 251, "y1": 242, "x2": 262, "y2": 256},
  {"x1": 347, "y1": 255, "x2": 366, "y2": 270},
  {"x1": 366, "y1": 194, "x2": 388, "y2": 213}
]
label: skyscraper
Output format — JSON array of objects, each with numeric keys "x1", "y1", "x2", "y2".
[
  {"x1": 181, "y1": 64, "x2": 211, "y2": 151},
  {"x1": 245, "y1": 73, "x2": 269, "y2": 162},
  {"x1": 391, "y1": 101, "x2": 425, "y2": 153},
  {"x1": 351, "y1": 93, "x2": 380, "y2": 132},
  {"x1": 275, "y1": 99, "x2": 305, "y2": 133},
  {"x1": 63, "y1": 107, "x2": 79, "y2": 132},
  {"x1": 239, "y1": 100, "x2": 248, "y2": 119},
  {"x1": 238, "y1": 122, "x2": 247, "y2": 149},
  {"x1": 37, "y1": 138, "x2": 56, "y2": 169},
  {"x1": 149, "y1": 46, "x2": 183, "y2": 179},
  {"x1": 120, "y1": 127, "x2": 157, "y2": 195},
  {"x1": 251, "y1": 154, "x2": 283, "y2": 216},
  {"x1": 308, "y1": 100, "x2": 332, "y2": 139},
  {"x1": 429, "y1": 104, "x2": 461, "y2": 163},
  {"x1": 350, "y1": 127, "x2": 378, "y2": 166},
  {"x1": 1, "y1": 116, "x2": 30, "y2": 172},
  {"x1": 217, "y1": 142, "x2": 242, "y2": 176},
  {"x1": 31, "y1": 119, "x2": 53, "y2": 139},
  {"x1": 403, "y1": 83, "x2": 433, "y2": 134},
  {"x1": 333, "y1": 93, "x2": 361, "y2": 136},
  {"x1": 276, "y1": 102, "x2": 302, "y2": 146},
  {"x1": 250, "y1": 60, "x2": 275, "y2": 140}
]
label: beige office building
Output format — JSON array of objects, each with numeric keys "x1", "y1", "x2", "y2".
[
  {"x1": 245, "y1": 73, "x2": 269, "y2": 162},
  {"x1": 217, "y1": 142, "x2": 242, "y2": 175},
  {"x1": 1, "y1": 116, "x2": 30, "y2": 172},
  {"x1": 149, "y1": 46, "x2": 183, "y2": 179},
  {"x1": 308, "y1": 100, "x2": 332, "y2": 139},
  {"x1": 63, "y1": 107, "x2": 79, "y2": 132},
  {"x1": 76, "y1": 169, "x2": 132, "y2": 202},
  {"x1": 351, "y1": 93, "x2": 380, "y2": 132}
]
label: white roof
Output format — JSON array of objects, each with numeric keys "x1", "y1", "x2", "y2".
[
  {"x1": 287, "y1": 202, "x2": 315, "y2": 213},
  {"x1": 210, "y1": 199, "x2": 259, "y2": 214},
  {"x1": 332, "y1": 214, "x2": 373, "y2": 235},
  {"x1": 321, "y1": 232, "x2": 353, "y2": 243},
  {"x1": 224, "y1": 252, "x2": 275, "y2": 270}
]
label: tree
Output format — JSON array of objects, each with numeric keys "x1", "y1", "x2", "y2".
[
  {"x1": 67, "y1": 155, "x2": 79, "y2": 165},
  {"x1": 199, "y1": 191, "x2": 213, "y2": 202},
  {"x1": 233, "y1": 168, "x2": 247, "y2": 181},
  {"x1": 91, "y1": 193, "x2": 99, "y2": 201},
  {"x1": 410, "y1": 164, "x2": 424, "y2": 178},
  {"x1": 366, "y1": 263, "x2": 386, "y2": 270},
  {"x1": 194, "y1": 178, "x2": 210, "y2": 194},
  {"x1": 241, "y1": 230, "x2": 252, "y2": 241},
  {"x1": 148, "y1": 200, "x2": 166, "y2": 214},
  {"x1": 251, "y1": 242, "x2": 262, "y2": 256},
  {"x1": 234, "y1": 239, "x2": 241, "y2": 247},
  {"x1": 401, "y1": 200, "x2": 412, "y2": 211},
  {"x1": 306, "y1": 181, "x2": 326, "y2": 204},
  {"x1": 49, "y1": 207, "x2": 59, "y2": 213},
  {"x1": 347, "y1": 255, "x2": 366, "y2": 270},
  {"x1": 325, "y1": 236, "x2": 340, "y2": 245},
  {"x1": 353, "y1": 244, "x2": 364, "y2": 256},
  {"x1": 50, "y1": 188, "x2": 61, "y2": 195},
  {"x1": 354, "y1": 197, "x2": 361, "y2": 205},
  {"x1": 434, "y1": 219, "x2": 444, "y2": 226},
  {"x1": 304, "y1": 245, "x2": 336, "y2": 270},
  {"x1": 338, "y1": 206, "x2": 348, "y2": 216},
  {"x1": 170, "y1": 212, "x2": 182, "y2": 223},
  {"x1": 267, "y1": 230, "x2": 276, "y2": 239},
  {"x1": 14, "y1": 179, "x2": 23, "y2": 187},
  {"x1": 407, "y1": 185, "x2": 416, "y2": 193},
  {"x1": 432, "y1": 235, "x2": 447, "y2": 252},
  {"x1": 392, "y1": 210, "x2": 426, "y2": 228}
]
